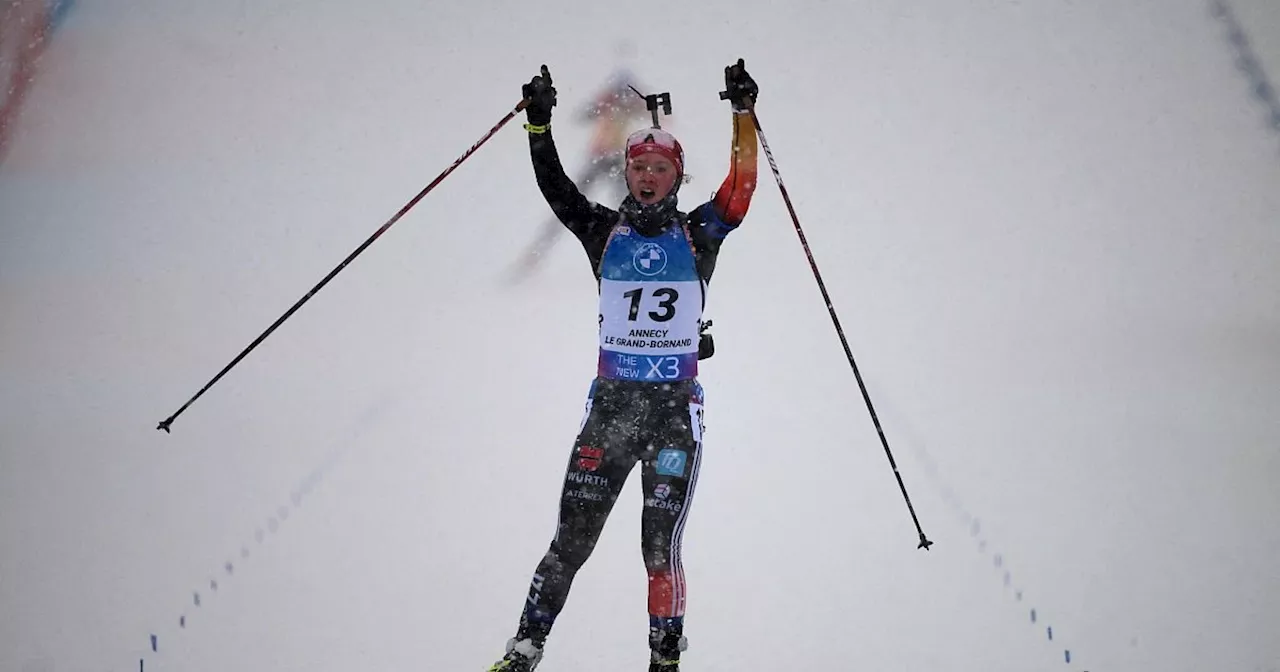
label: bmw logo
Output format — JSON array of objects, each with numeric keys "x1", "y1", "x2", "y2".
[{"x1": 633, "y1": 243, "x2": 667, "y2": 276}]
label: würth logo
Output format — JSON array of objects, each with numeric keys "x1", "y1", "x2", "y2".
[{"x1": 576, "y1": 445, "x2": 604, "y2": 471}]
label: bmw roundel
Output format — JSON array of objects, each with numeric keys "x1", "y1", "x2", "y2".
[{"x1": 633, "y1": 242, "x2": 667, "y2": 276}]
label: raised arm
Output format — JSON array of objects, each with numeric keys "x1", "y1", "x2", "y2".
[
  {"x1": 711, "y1": 109, "x2": 759, "y2": 225},
  {"x1": 528, "y1": 126, "x2": 595, "y2": 230},
  {"x1": 522, "y1": 66, "x2": 617, "y2": 243},
  {"x1": 686, "y1": 61, "x2": 761, "y2": 271},
  {"x1": 700, "y1": 59, "x2": 760, "y2": 236}
]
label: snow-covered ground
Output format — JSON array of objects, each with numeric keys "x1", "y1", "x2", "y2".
[{"x1": 2, "y1": 2, "x2": 1278, "y2": 671}]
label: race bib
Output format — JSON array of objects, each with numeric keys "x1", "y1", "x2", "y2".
[{"x1": 596, "y1": 224, "x2": 703, "y2": 382}]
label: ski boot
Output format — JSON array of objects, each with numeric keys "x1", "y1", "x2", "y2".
[
  {"x1": 649, "y1": 628, "x2": 688, "y2": 672},
  {"x1": 486, "y1": 637, "x2": 543, "y2": 672}
]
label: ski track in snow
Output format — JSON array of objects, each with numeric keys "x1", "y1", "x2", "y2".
[{"x1": 2, "y1": 2, "x2": 1279, "y2": 671}]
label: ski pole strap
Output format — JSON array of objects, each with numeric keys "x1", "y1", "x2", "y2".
[{"x1": 523, "y1": 122, "x2": 549, "y2": 134}]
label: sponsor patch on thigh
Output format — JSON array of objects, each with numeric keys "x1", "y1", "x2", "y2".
[{"x1": 655, "y1": 448, "x2": 688, "y2": 477}]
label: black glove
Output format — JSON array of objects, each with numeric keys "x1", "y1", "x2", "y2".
[
  {"x1": 721, "y1": 58, "x2": 758, "y2": 110},
  {"x1": 521, "y1": 65, "x2": 556, "y2": 126}
]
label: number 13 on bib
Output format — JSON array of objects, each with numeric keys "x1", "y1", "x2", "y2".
[{"x1": 597, "y1": 225, "x2": 704, "y2": 382}]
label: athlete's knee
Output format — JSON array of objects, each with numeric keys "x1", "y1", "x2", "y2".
[
  {"x1": 643, "y1": 551, "x2": 671, "y2": 574},
  {"x1": 548, "y1": 524, "x2": 600, "y2": 570},
  {"x1": 640, "y1": 529, "x2": 674, "y2": 573},
  {"x1": 640, "y1": 508, "x2": 682, "y2": 570}
]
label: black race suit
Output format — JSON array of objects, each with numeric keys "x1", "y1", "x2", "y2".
[{"x1": 512, "y1": 122, "x2": 749, "y2": 658}]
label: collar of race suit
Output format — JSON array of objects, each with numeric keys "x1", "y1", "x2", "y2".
[{"x1": 618, "y1": 192, "x2": 682, "y2": 236}]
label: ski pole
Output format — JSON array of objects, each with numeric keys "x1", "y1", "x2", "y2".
[
  {"x1": 157, "y1": 98, "x2": 530, "y2": 434},
  {"x1": 732, "y1": 94, "x2": 933, "y2": 551}
]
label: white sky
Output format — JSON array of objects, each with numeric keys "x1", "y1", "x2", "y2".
[{"x1": 2, "y1": 1, "x2": 1278, "y2": 671}]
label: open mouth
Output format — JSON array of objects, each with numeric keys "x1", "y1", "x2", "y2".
[{"x1": 640, "y1": 188, "x2": 656, "y2": 199}]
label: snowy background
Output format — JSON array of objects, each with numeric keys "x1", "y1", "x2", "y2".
[{"x1": 2, "y1": 1, "x2": 1279, "y2": 671}]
